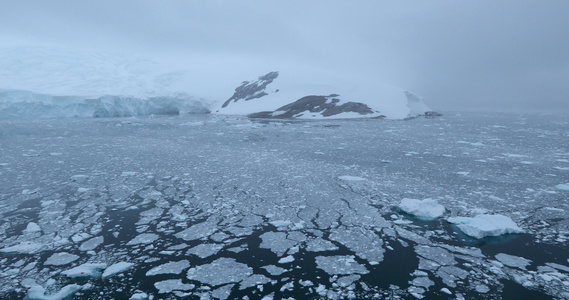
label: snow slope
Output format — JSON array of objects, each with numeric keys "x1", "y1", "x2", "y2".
[
  {"x1": 0, "y1": 45, "x2": 433, "y2": 120},
  {"x1": 216, "y1": 71, "x2": 432, "y2": 119}
]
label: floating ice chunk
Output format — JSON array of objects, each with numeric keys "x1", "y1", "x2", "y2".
[
  {"x1": 259, "y1": 231, "x2": 297, "y2": 257},
  {"x1": 154, "y1": 279, "x2": 194, "y2": 294},
  {"x1": 185, "y1": 244, "x2": 223, "y2": 258},
  {"x1": 121, "y1": 171, "x2": 138, "y2": 176},
  {"x1": 338, "y1": 175, "x2": 365, "y2": 181},
  {"x1": 71, "y1": 232, "x2": 92, "y2": 243},
  {"x1": 305, "y1": 238, "x2": 339, "y2": 252},
  {"x1": 186, "y1": 258, "x2": 253, "y2": 286},
  {"x1": 129, "y1": 292, "x2": 149, "y2": 300},
  {"x1": 126, "y1": 233, "x2": 159, "y2": 245},
  {"x1": 146, "y1": 260, "x2": 190, "y2": 276},
  {"x1": 315, "y1": 255, "x2": 369, "y2": 275},
  {"x1": 175, "y1": 218, "x2": 218, "y2": 241},
  {"x1": 44, "y1": 252, "x2": 79, "y2": 266},
  {"x1": 26, "y1": 284, "x2": 82, "y2": 300},
  {"x1": 495, "y1": 253, "x2": 532, "y2": 269},
  {"x1": 24, "y1": 222, "x2": 42, "y2": 233},
  {"x1": 447, "y1": 214, "x2": 524, "y2": 239},
  {"x1": 239, "y1": 274, "x2": 271, "y2": 290},
  {"x1": 269, "y1": 220, "x2": 292, "y2": 227},
  {"x1": 278, "y1": 256, "x2": 294, "y2": 264},
  {"x1": 61, "y1": 263, "x2": 107, "y2": 279},
  {"x1": 262, "y1": 265, "x2": 287, "y2": 276},
  {"x1": 555, "y1": 183, "x2": 569, "y2": 191},
  {"x1": 79, "y1": 236, "x2": 104, "y2": 251},
  {"x1": 398, "y1": 198, "x2": 445, "y2": 219},
  {"x1": 102, "y1": 262, "x2": 135, "y2": 279},
  {"x1": 0, "y1": 241, "x2": 44, "y2": 254}
]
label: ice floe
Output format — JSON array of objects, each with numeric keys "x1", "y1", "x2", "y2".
[
  {"x1": 186, "y1": 258, "x2": 253, "y2": 286},
  {"x1": 61, "y1": 263, "x2": 107, "y2": 279},
  {"x1": 447, "y1": 214, "x2": 524, "y2": 239},
  {"x1": 102, "y1": 262, "x2": 135, "y2": 279},
  {"x1": 44, "y1": 252, "x2": 79, "y2": 266},
  {"x1": 146, "y1": 260, "x2": 190, "y2": 276},
  {"x1": 398, "y1": 198, "x2": 446, "y2": 219},
  {"x1": 315, "y1": 255, "x2": 369, "y2": 275},
  {"x1": 25, "y1": 284, "x2": 82, "y2": 300}
]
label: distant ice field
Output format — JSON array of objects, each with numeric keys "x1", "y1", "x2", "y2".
[{"x1": 0, "y1": 112, "x2": 568, "y2": 299}]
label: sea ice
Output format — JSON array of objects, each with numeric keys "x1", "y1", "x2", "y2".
[
  {"x1": 146, "y1": 260, "x2": 190, "y2": 276},
  {"x1": 102, "y1": 262, "x2": 135, "y2": 279},
  {"x1": 24, "y1": 222, "x2": 42, "y2": 234},
  {"x1": 0, "y1": 242, "x2": 44, "y2": 254},
  {"x1": 44, "y1": 252, "x2": 80, "y2": 266},
  {"x1": 79, "y1": 236, "x2": 104, "y2": 251},
  {"x1": 61, "y1": 263, "x2": 107, "y2": 279},
  {"x1": 126, "y1": 233, "x2": 159, "y2": 245},
  {"x1": 447, "y1": 214, "x2": 524, "y2": 239},
  {"x1": 398, "y1": 198, "x2": 445, "y2": 219},
  {"x1": 25, "y1": 284, "x2": 82, "y2": 300},
  {"x1": 154, "y1": 279, "x2": 195, "y2": 294},
  {"x1": 315, "y1": 255, "x2": 369, "y2": 275},
  {"x1": 555, "y1": 183, "x2": 569, "y2": 191},
  {"x1": 186, "y1": 258, "x2": 253, "y2": 286},
  {"x1": 495, "y1": 253, "x2": 532, "y2": 269},
  {"x1": 186, "y1": 244, "x2": 223, "y2": 258},
  {"x1": 338, "y1": 176, "x2": 366, "y2": 181}
]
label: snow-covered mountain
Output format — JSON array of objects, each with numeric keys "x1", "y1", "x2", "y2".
[
  {"x1": 0, "y1": 45, "x2": 435, "y2": 120},
  {"x1": 216, "y1": 71, "x2": 433, "y2": 119}
]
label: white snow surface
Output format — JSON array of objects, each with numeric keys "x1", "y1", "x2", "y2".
[
  {"x1": 399, "y1": 198, "x2": 446, "y2": 219},
  {"x1": 0, "y1": 46, "x2": 430, "y2": 120},
  {"x1": 216, "y1": 71, "x2": 431, "y2": 119},
  {"x1": 447, "y1": 214, "x2": 524, "y2": 239}
]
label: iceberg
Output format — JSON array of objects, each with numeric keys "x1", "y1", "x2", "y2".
[
  {"x1": 447, "y1": 214, "x2": 524, "y2": 239},
  {"x1": 398, "y1": 198, "x2": 446, "y2": 219}
]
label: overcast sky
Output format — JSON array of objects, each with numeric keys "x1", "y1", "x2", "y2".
[{"x1": 1, "y1": 0, "x2": 568, "y2": 111}]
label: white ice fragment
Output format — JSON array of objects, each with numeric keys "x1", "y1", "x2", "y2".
[
  {"x1": 24, "y1": 222, "x2": 42, "y2": 233},
  {"x1": 79, "y1": 236, "x2": 104, "y2": 251},
  {"x1": 338, "y1": 175, "x2": 365, "y2": 181},
  {"x1": 315, "y1": 255, "x2": 369, "y2": 275},
  {"x1": 278, "y1": 256, "x2": 294, "y2": 264},
  {"x1": 0, "y1": 242, "x2": 44, "y2": 254},
  {"x1": 399, "y1": 198, "x2": 445, "y2": 219},
  {"x1": 121, "y1": 172, "x2": 138, "y2": 176},
  {"x1": 126, "y1": 233, "x2": 159, "y2": 245},
  {"x1": 26, "y1": 284, "x2": 82, "y2": 300},
  {"x1": 495, "y1": 253, "x2": 532, "y2": 269},
  {"x1": 146, "y1": 260, "x2": 190, "y2": 276},
  {"x1": 440, "y1": 288, "x2": 452, "y2": 295},
  {"x1": 61, "y1": 263, "x2": 107, "y2": 279},
  {"x1": 269, "y1": 220, "x2": 292, "y2": 227},
  {"x1": 154, "y1": 279, "x2": 194, "y2": 294},
  {"x1": 447, "y1": 214, "x2": 524, "y2": 239},
  {"x1": 129, "y1": 292, "x2": 149, "y2": 300},
  {"x1": 102, "y1": 262, "x2": 135, "y2": 279},
  {"x1": 44, "y1": 252, "x2": 79, "y2": 266},
  {"x1": 555, "y1": 183, "x2": 569, "y2": 191},
  {"x1": 186, "y1": 258, "x2": 252, "y2": 286}
]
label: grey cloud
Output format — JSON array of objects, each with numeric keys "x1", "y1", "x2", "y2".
[{"x1": 1, "y1": 0, "x2": 568, "y2": 111}]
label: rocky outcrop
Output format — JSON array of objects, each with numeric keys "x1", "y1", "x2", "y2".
[
  {"x1": 248, "y1": 95, "x2": 380, "y2": 119},
  {"x1": 222, "y1": 71, "x2": 279, "y2": 108}
]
